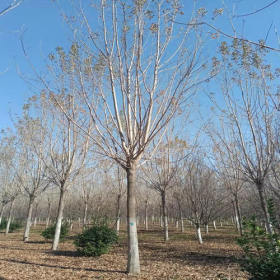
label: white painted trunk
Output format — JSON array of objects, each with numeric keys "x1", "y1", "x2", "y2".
[
  {"x1": 164, "y1": 215, "x2": 169, "y2": 241},
  {"x1": 23, "y1": 197, "x2": 35, "y2": 242},
  {"x1": 5, "y1": 200, "x2": 14, "y2": 235},
  {"x1": 145, "y1": 201, "x2": 148, "y2": 230},
  {"x1": 33, "y1": 217, "x2": 37, "y2": 227},
  {"x1": 0, "y1": 204, "x2": 6, "y2": 225},
  {"x1": 213, "y1": 220, "x2": 217, "y2": 230},
  {"x1": 145, "y1": 215, "x2": 148, "y2": 230},
  {"x1": 205, "y1": 224, "x2": 209, "y2": 234},
  {"x1": 161, "y1": 192, "x2": 169, "y2": 241},
  {"x1": 83, "y1": 201, "x2": 88, "y2": 229},
  {"x1": 45, "y1": 201, "x2": 51, "y2": 228},
  {"x1": 116, "y1": 194, "x2": 121, "y2": 234},
  {"x1": 196, "y1": 225, "x2": 203, "y2": 244},
  {"x1": 126, "y1": 165, "x2": 140, "y2": 274},
  {"x1": 116, "y1": 217, "x2": 120, "y2": 234},
  {"x1": 175, "y1": 220, "x2": 179, "y2": 229},
  {"x1": 52, "y1": 188, "x2": 66, "y2": 251},
  {"x1": 180, "y1": 218, "x2": 184, "y2": 233},
  {"x1": 257, "y1": 184, "x2": 273, "y2": 235},
  {"x1": 160, "y1": 216, "x2": 163, "y2": 227}
]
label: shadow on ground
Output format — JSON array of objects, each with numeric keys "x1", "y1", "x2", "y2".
[{"x1": 0, "y1": 258, "x2": 126, "y2": 274}]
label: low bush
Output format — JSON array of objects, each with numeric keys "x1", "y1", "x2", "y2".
[
  {"x1": 0, "y1": 219, "x2": 22, "y2": 232},
  {"x1": 41, "y1": 223, "x2": 69, "y2": 241},
  {"x1": 74, "y1": 224, "x2": 118, "y2": 257},
  {"x1": 237, "y1": 199, "x2": 280, "y2": 280}
]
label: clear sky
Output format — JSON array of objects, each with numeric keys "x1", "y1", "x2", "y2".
[{"x1": 0, "y1": 0, "x2": 280, "y2": 130}]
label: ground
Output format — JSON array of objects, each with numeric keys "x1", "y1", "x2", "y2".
[{"x1": 0, "y1": 223, "x2": 248, "y2": 280}]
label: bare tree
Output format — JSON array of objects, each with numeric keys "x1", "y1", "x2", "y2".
[
  {"x1": 0, "y1": 133, "x2": 22, "y2": 233},
  {"x1": 27, "y1": 93, "x2": 90, "y2": 250},
  {"x1": 213, "y1": 40, "x2": 278, "y2": 234},
  {"x1": 181, "y1": 156, "x2": 225, "y2": 244},
  {"x1": 39, "y1": 0, "x2": 209, "y2": 273},
  {"x1": 14, "y1": 113, "x2": 50, "y2": 242},
  {"x1": 142, "y1": 138, "x2": 186, "y2": 241},
  {"x1": 210, "y1": 137, "x2": 245, "y2": 235}
]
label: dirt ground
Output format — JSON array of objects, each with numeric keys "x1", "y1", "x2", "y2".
[{"x1": 0, "y1": 224, "x2": 248, "y2": 280}]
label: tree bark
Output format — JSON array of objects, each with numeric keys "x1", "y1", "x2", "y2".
[
  {"x1": 52, "y1": 187, "x2": 66, "y2": 250},
  {"x1": 205, "y1": 224, "x2": 209, "y2": 234},
  {"x1": 23, "y1": 195, "x2": 35, "y2": 242},
  {"x1": 116, "y1": 194, "x2": 121, "y2": 234},
  {"x1": 83, "y1": 200, "x2": 88, "y2": 229},
  {"x1": 0, "y1": 204, "x2": 6, "y2": 225},
  {"x1": 196, "y1": 224, "x2": 203, "y2": 244},
  {"x1": 234, "y1": 194, "x2": 243, "y2": 235},
  {"x1": 213, "y1": 220, "x2": 217, "y2": 230},
  {"x1": 180, "y1": 211, "x2": 184, "y2": 233},
  {"x1": 257, "y1": 183, "x2": 273, "y2": 235},
  {"x1": 5, "y1": 199, "x2": 14, "y2": 235},
  {"x1": 126, "y1": 164, "x2": 140, "y2": 274},
  {"x1": 161, "y1": 191, "x2": 169, "y2": 241},
  {"x1": 46, "y1": 201, "x2": 51, "y2": 228},
  {"x1": 145, "y1": 200, "x2": 148, "y2": 230}
]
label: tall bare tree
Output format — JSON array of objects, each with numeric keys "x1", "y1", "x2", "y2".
[
  {"x1": 40, "y1": 0, "x2": 209, "y2": 274},
  {"x1": 213, "y1": 40, "x2": 277, "y2": 234},
  {"x1": 26, "y1": 93, "x2": 90, "y2": 250},
  {"x1": 142, "y1": 137, "x2": 186, "y2": 241},
  {"x1": 14, "y1": 113, "x2": 50, "y2": 242}
]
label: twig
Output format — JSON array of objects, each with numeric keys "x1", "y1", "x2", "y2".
[{"x1": 172, "y1": 20, "x2": 280, "y2": 52}]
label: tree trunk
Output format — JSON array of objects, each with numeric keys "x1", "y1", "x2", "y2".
[
  {"x1": 46, "y1": 201, "x2": 51, "y2": 228},
  {"x1": 52, "y1": 187, "x2": 66, "y2": 250},
  {"x1": 145, "y1": 200, "x2": 148, "y2": 230},
  {"x1": 180, "y1": 211, "x2": 184, "y2": 233},
  {"x1": 205, "y1": 224, "x2": 209, "y2": 234},
  {"x1": 5, "y1": 199, "x2": 14, "y2": 235},
  {"x1": 257, "y1": 183, "x2": 273, "y2": 235},
  {"x1": 196, "y1": 224, "x2": 203, "y2": 244},
  {"x1": 234, "y1": 195, "x2": 243, "y2": 235},
  {"x1": 116, "y1": 194, "x2": 121, "y2": 234},
  {"x1": 161, "y1": 191, "x2": 169, "y2": 241},
  {"x1": 126, "y1": 164, "x2": 140, "y2": 275},
  {"x1": 0, "y1": 204, "x2": 6, "y2": 225},
  {"x1": 83, "y1": 200, "x2": 88, "y2": 229},
  {"x1": 23, "y1": 195, "x2": 35, "y2": 242},
  {"x1": 213, "y1": 220, "x2": 217, "y2": 230}
]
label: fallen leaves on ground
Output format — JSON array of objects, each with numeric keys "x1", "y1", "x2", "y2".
[{"x1": 0, "y1": 224, "x2": 248, "y2": 279}]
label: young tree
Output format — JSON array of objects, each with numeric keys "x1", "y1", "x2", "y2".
[
  {"x1": 41, "y1": 0, "x2": 208, "y2": 274},
  {"x1": 14, "y1": 114, "x2": 50, "y2": 242},
  {"x1": 210, "y1": 138, "x2": 245, "y2": 235},
  {"x1": 142, "y1": 138, "x2": 185, "y2": 241},
  {"x1": 213, "y1": 40, "x2": 277, "y2": 234},
  {"x1": 181, "y1": 156, "x2": 225, "y2": 244},
  {"x1": 26, "y1": 93, "x2": 90, "y2": 250}
]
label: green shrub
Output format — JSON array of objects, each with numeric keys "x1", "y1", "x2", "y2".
[
  {"x1": 0, "y1": 219, "x2": 22, "y2": 232},
  {"x1": 41, "y1": 223, "x2": 69, "y2": 241},
  {"x1": 74, "y1": 224, "x2": 118, "y2": 257},
  {"x1": 237, "y1": 199, "x2": 280, "y2": 280}
]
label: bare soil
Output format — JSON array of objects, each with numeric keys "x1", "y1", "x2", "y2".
[{"x1": 0, "y1": 223, "x2": 248, "y2": 280}]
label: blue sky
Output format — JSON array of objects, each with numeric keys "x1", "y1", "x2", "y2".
[{"x1": 0, "y1": 0, "x2": 280, "y2": 130}]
